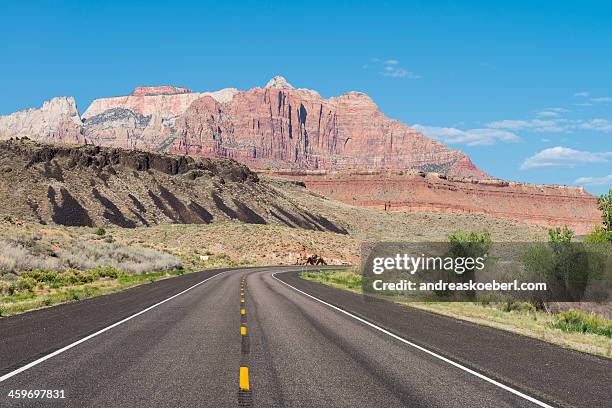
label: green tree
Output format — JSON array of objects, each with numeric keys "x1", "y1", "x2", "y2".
[
  {"x1": 441, "y1": 231, "x2": 491, "y2": 300},
  {"x1": 584, "y1": 189, "x2": 612, "y2": 243},
  {"x1": 598, "y1": 189, "x2": 612, "y2": 238}
]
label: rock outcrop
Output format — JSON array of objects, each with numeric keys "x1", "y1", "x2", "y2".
[
  {"x1": 0, "y1": 139, "x2": 347, "y2": 233},
  {"x1": 263, "y1": 169, "x2": 601, "y2": 235},
  {"x1": 0, "y1": 77, "x2": 486, "y2": 178}
]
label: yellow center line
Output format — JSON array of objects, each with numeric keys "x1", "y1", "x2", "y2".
[
  {"x1": 241, "y1": 299, "x2": 245, "y2": 303},
  {"x1": 239, "y1": 367, "x2": 250, "y2": 390},
  {"x1": 241, "y1": 309, "x2": 246, "y2": 315},
  {"x1": 241, "y1": 326, "x2": 247, "y2": 336}
]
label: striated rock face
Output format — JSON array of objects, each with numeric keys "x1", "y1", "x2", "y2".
[
  {"x1": 171, "y1": 83, "x2": 486, "y2": 177},
  {"x1": 0, "y1": 77, "x2": 486, "y2": 178},
  {"x1": 263, "y1": 170, "x2": 602, "y2": 235}
]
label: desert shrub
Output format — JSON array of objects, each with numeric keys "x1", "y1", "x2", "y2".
[
  {"x1": 550, "y1": 310, "x2": 612, "y2": 338},
  {"x1": 22, "y1": 269, "x2": 60, "y2": 284},
  {"x1": 0, "y1": 238, "x2": 62, "y2": 273},
  {"x1": 67, "y1": 289, "x2": 80, "y2": 301},
  {"x1": 548, "y1": 225, "x2": 574, "y2": 243},
  {"x1": 90, "y1": 265, "x2": 121, "y2": 279},
  {"x1": 501, "y1": 301, "x2": 535, "y2": 312},
  {"x1": 95, "y1": 227, "x2": 107, "y2": 237},
  {"x1": 56, "y1": 242, "x2": 182, "y2": 275},
  {"x1": 584, "y1": 227, "x2": 610, "y2": 243},
  {"x1": 0, "y1": 234, "x2": 181, "y2": 276},
  {"x1": 302, "y1": 269, "x2": 362, "y2": 290},
  {"x1": 18, "y1": 276, "x2": 37, "y2": 292},
  {"x1": 0, "y1": 280, "x2": 17, "y2": 296},
  {"x1": 60, "y1": 269, "x2": 98, "y2": 285}
]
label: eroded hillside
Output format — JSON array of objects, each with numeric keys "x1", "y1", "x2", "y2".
[{"x1": 0, "y1": 139, "x2": 347, "y2": 233}]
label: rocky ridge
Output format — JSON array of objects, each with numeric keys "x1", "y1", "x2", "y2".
[{"x1": 0, "y1": 138, "x2": 347, "y2": 233}]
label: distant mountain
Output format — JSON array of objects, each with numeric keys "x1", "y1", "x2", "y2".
[{"x1": 0, "y1": 76, "x2": 486, "y2": 178}]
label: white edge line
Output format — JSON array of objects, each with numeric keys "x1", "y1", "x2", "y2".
[
  {"x1": 0, "y1": 270, "x2": 228, "y2": 383},
  {"x1": 272, "y1": 272, "x2": 556, "y2": 408}
]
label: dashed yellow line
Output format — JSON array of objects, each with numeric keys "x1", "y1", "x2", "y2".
[
  {"x1": 241, "y1": 326, "x2": 247, "y2": 336},
  {"x1": 241, "y1": 308, "x2": 246, "y2": 316},
  {"x1": 239, "y1": 366, "x2": 250, "y2": 390}
]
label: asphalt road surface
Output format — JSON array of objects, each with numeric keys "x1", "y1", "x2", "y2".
[{"x1": 0, "y1": 266, "x2": 610, "y2": 407}]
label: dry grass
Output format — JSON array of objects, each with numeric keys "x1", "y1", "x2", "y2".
[{"x1": 0, "y1": 235, "x2": 182, "y2": 276}]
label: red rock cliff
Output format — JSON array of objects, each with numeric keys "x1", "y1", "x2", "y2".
[
  {"x1": 263, "y1": 169, "x2": 601, "y2": 235},
  {"x1": 0, "y1": 76, "x2": 486, "y2": 179},
  {"x1": 171, "y1": 77, "x2": 486, "y2": 178}
]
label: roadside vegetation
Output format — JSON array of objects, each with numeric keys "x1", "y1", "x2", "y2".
[
  {"x1": 0, "y1": 267, "x2": 186, "y2": 316},
  {"x1": 301, "y1": 267, "x2": 612, "y2": 357},
  {"x1": 301, "y1": 190, "x2": 612, "y2": 358},
  {"x1": 0, "y1": 229, "x2": 190, "y2": 316}
]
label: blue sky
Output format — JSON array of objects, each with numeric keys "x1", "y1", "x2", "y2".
[{"x1": 1, "y1": 0, "x2": 611, "y2": 195}]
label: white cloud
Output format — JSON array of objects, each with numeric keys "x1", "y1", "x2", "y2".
[
  {"x1": 591, "y1": 96, "x2": 612, "y2": 103},
  {"x1": 537, "y1": 111, "x2": 559, "y2": 117},
  {"x1": 367, "y1": 58, "x2": 421, "y2": 79},
  {"x1": 520, "y1": 147, "x2": 612, "y2": 170},
  {"x1": 382, "y1": 67, "x2": 420, "y2": 78},
  {"x1": 536, "y1": 108, "x2": 569, "y2": 117},
  {"x1": 577, "y1": 118, "x2": 612, "y2": 132},
  {"x1": 488, "y1": 117, "x2": 612, "y2": 133},
  {"x1": 574, "y1": 92, "x2": 590, "y2": 97},
  {"x1": 575, "y1": 174, "x2": 612, "y2": 186},
  {"x1": 488, "y1": 119, "x2": 564, "y2": 132},
  {"x1": 412, "y1": 125, "x2": 521, "y2": 146}
]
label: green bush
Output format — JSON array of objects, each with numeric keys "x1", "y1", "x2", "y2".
[
  {"x1": 551, "y1": 310, "x2": 612, "y2": 338},
  {"x1": 0, "y1": 280, "x2": 17, "y2": 296},
  {"x1": 584, "y1": 226, "x2": 611, "y2": 244},
  {"x1": 62, "y1": 270, "x2": 97, "y2": 285},
  {"x1": 68, "y1": 289, "x2": 80, "y2": 301},
  {"x1": 89, "y1": 265, "x2": 121, "y2": 279},
  {"x1": 501, "y1": 301, "x2": 535, "y2": 312},
  {"x1": 95, "y1": 227, "x2": 107, "y2": 237},
  {"x1": 548, "y1": 226, "x2": 574, "y2": 243},
  {"x1": 22, "y1": 269, "x2": 60, "y2": 284},
  {"x1": 18, "y1": 276, "x2": 37, "y2": 292}
]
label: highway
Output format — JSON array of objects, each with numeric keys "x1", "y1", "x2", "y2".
[{"x1": 0, "y1": 266, "x2": 610, "y2": 407}]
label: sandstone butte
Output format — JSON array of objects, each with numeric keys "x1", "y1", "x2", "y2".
[{"x1": 0, "y1": 76, "x2": 602, "y2": 234}]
